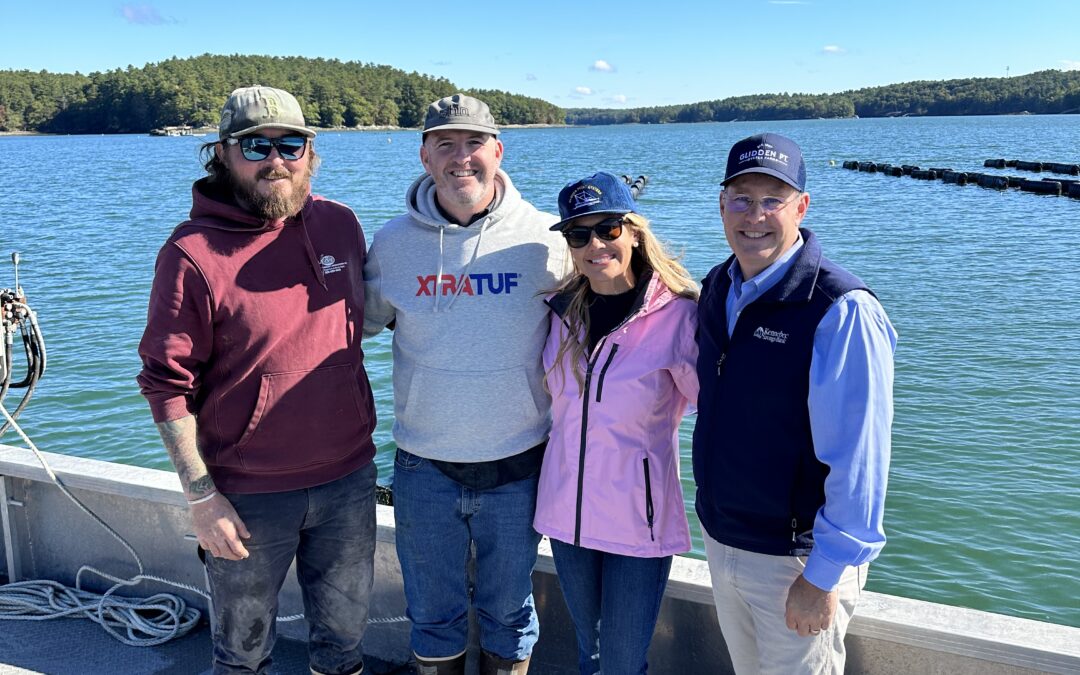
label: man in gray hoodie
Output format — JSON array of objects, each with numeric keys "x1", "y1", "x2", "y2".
[{"x1": 363, "y1": 94, "x2": 566, "y2": 675}]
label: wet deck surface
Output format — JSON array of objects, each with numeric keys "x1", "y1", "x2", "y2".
[
  {"x1": 0, "y1": 617, "x2": 575, "y2": 675},
  {"x1": 0, "y1": 618, "x2": 411, "y2": 675}
]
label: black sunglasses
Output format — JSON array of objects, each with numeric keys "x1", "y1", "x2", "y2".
[
  {"x1": 562, "y1": 217, "x2": 625, "y2": 249},
  {"x1": 225, "y1": 135, "x2": 308, "y2": 161}
]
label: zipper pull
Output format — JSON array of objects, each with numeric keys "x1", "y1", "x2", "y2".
[
  {"x1": 717, "y1": 352, "x2": 727, "y2": 376},
  {"x1": 791, "y1": 518, "x2": 798, "y2": 543}
]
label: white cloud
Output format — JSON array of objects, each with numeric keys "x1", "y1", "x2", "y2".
[
  {"x1": 822, "y1": 45, "x2": 844, "y2": 54},
  {"x1": 574, "y1": 86, "x2": 594, "y2": 95},
  {"x1": 1062, "y1": 60, "x2": 1080, "y2": 71},
  {"x1": 526, "y1": 73, "x2": 538, "y2": 81},
  {"x1": 590, "y1": 60, "x2": 615, "y2": 73},
  {"x1": 119, "y1": 3, "x2": 176, "y2": 24},
  {"x1": 609, "y1": 94, "x2": 628, "y2": 104}
]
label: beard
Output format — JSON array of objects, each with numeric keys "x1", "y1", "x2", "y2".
[{"x1": 228, "y1": 165, "x2": 311, "y2": 221}]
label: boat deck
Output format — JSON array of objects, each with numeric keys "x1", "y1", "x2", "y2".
[
  {"x1": 0, "y1": 618, "x2": 312, "y2": 675},
  {"x1": 2, "y1": 446, "x2": 1079, "y2": 675},
  {"x1": 0, "y1": 615, "x2": 580, "y2": 674}
]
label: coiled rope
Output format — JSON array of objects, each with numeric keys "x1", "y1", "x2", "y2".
[
  {"x1": 0, "y1": 404, "x2": 203, "y2": 646},
  {"x1": 0, "y1": 405, "x2": 408, "y2": 645}
]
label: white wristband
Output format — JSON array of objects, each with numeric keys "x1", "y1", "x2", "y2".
[{"x1": 186, "y1": 491, "x2": 219, "y2": 506}]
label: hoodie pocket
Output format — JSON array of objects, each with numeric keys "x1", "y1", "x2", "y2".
[
  {"x1": 236, "y1": 364, "x2": 371, "y2": 472},
  {"x1": 402, "y1": 364, "x2": 542, "y2": 434}
]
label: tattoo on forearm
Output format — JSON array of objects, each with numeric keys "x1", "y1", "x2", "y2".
[
  {"x1": 187, "y1": 475, "x2": 216, "y2": 496},
  {"x1": 156, "y1": 416, "x2": 217, "y2": 497}
]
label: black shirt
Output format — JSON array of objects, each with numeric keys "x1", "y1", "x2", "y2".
[{"x1": 586, "y1": 286, "x2": 639, "y2": 352}]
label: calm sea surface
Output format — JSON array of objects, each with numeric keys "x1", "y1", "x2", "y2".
[{"x1": 2, "y1": 116, "x2": 1078, "y2": 628}]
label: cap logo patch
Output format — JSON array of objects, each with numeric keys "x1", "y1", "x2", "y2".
[
  {"x1": 440, "y1": 104, "x2": 470, "y2": 119},
  {"x1": 262, "y1": 95, "x2": 279, "y2": 119},
  {"x1": 570, "y1": 185, "x2": 602, "y2": 209},
  {"x1": 740, "y1": 140, "x2": 789, "y2": 167}
]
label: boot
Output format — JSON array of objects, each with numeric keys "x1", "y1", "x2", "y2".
[
  {"x1": 479, "y1": 651, "x2": 531, "y2": 675},
  {"x1": 414, "y1": 651, "x2": 467, "y2": 675},
  {"x1": 311, "y1": 667, "x2": 362, "y2": 675}
]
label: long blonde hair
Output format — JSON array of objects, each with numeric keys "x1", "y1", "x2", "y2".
[{"x1": 547, "y1": 212, "x2": 698, "y2": 392}]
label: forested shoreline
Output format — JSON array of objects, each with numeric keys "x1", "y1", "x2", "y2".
[
  {"x1": 567, "y1": 70, "x2": 1080, "y2": 124},
  {"x1": 0, "y1": 54, "x2": 562, "y2": 134},
  {"x1": 2, "y1": 54, "x2": 1079, "y2": 134}
]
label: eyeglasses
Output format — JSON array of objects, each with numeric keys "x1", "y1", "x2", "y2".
[
  {"x1": 562, "y1": 217, "x2": 625, "y2": 249},
  {"x1": 723, "y1": 192, "x2": 800, "y2": 215},
  {"x1": 225, "y1": 135, "x2": 308, "y2": 161}
]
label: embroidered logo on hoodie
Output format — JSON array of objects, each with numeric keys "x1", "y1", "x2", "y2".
[
  {"x1": 319, "y1": 254, "x2": 348, "y2": 275},
  {"x1": 416, "y1": 272, "x2": 520, "y2": 296}
]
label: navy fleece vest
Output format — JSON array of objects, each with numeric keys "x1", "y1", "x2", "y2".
[{"x1": 692, "y1": 229, "x2": 869, "y2": 556}]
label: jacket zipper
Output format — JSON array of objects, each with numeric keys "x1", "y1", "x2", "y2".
[
  {"x1": 643, "y1": 457, "x2": 656, "y2": 541},
  {"x1": 574, "y1": 342, "x2": 605, "y2": 546},
  {"x1": 594, "y1": 344, "x2": 619, "y2": 403}
]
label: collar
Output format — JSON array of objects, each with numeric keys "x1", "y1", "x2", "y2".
[{"x1": 435, "y1": 187, "x2": 500, "y2": 226}]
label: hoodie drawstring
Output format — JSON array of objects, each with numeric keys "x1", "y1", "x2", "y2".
[
  {"x1": 433, "y1": 226, "x2": 445, "y2": 312},
  {"x1": 444, "y1": 219, "x2": 489, "y2": 311},
  {"x1": 298, "y1": 209, "x2": 327, "y2": 290}
]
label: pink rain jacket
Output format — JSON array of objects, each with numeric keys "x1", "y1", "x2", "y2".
[{"x1": 534, "y1": 274, "x2": 699, "y2": 557}]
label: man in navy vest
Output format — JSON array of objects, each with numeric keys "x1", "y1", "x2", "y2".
[{"x1": 693, "y1": 133, "x2": 897, "y2": 674}]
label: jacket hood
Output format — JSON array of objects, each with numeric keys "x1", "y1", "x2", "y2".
[
  {"x1": 189, "y1": 177, "x2": 315, "y2": 231},
  {"x1": 184, "y1": 177, "x2": 326, "y2": 288},
  {"x1": 405, "y1": 169, "x2": 521, "y2": 230},
  {"x1": 547, "y1": 267, "x2": 673, "y2": 323}
]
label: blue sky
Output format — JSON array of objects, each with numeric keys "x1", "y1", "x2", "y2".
[{"x1": 3, "y1": 0, "x2": 1079, "y2": 108}]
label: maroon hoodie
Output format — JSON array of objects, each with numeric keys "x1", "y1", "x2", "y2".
[{"x1": 137, "y1": 179, "x2": 376, "y2": 493}]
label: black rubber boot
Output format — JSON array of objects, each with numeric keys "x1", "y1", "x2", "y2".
[
  {"x1": 479, "y1": 651, "x2": 531, "y2": 675},
  {"x1": 414, "y1": 651, "x2": 467, "y2": 675}
]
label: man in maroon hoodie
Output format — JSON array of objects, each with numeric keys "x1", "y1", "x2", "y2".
[{"x1": 138, "y1": 86, "x2": 378, "y2": 675}]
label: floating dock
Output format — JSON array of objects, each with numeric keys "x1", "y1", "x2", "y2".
[{"x1": 840, "y1": 160, "x2": 1080, "y2": 199}]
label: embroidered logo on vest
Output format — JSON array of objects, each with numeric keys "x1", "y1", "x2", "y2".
[{"x1": 753, "y1": 326, "x2": 789, "y2": 344}]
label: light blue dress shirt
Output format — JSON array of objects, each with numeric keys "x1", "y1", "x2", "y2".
[{"x1": 725, "y1": 235, "x2": 898, "y2": 591}]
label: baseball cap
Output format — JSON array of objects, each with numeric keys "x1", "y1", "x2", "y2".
[
  {"x1": 550, "y1": 172, "x2": 636, "y2": 231},
  {"x1": 218, "y1": 85, "x2": 316, "y2": 140},
  {"x1": 722, "y1": 133, "x2": 806, "y2": 191},
  {"x1": 423, "y1": 94, "x2": 500, "y2": 136}
]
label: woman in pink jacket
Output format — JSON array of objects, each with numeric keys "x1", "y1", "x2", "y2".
[{"x1": 534, "y1": 172, "x2": 699, "y2": 674}]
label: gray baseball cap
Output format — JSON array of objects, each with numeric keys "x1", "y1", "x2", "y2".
[
  {"x1": 423, "y1": 94, "x2": 500, "y2": 136},
  {"x1": 218, "y1": 85, "x2": 316, "y2": 139}
]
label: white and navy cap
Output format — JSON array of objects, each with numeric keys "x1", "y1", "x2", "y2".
[{"x1": 722, "y1": 133, "x2": 805, "y2": 191}]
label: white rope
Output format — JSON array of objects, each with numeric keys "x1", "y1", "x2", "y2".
[
  {"x1": 0, "y1": 404, "x2": 204, "y2": 646},
  {"x1": 0, "y1": 403, "x2": 409, "y2": 644}
]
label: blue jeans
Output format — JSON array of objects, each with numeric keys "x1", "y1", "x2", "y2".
[
  {"x1": 550, "y1": 539, "x2": 673, "y2": 675},
  {"x1": 393, "y1": 448, "x2": 541, "y2": 660},
  {"x1": 203, "y1": 462, "x2": 378, "y2": 675}
]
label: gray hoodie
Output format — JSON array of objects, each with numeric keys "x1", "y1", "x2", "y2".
[{"x1": 363, "y1": 170, "x2": 568, "y2": 462}]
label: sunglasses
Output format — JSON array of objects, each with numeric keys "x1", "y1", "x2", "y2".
[
  {"x1": 562, "y1": 217, "x2": 625, "y2": 249},
  {"x1": 724, "y1": 192, "x2": 799, "y2": 215},
  {"x1": 225, "y1": 135, "x2": 308, "y2": 161}
]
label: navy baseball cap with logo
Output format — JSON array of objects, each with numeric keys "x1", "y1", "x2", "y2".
[
  {"x1": 550, "y1": 172, "x2": 637, "y2": 231},
  {"x1": 722, "y1": 133, "x2": 806, "y2": 191}
]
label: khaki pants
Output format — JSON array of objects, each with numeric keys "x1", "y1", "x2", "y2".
[{"x1": 704, "y1": 534, "x2": 867, "y2": 675}]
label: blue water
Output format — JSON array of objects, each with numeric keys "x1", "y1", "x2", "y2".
[{"x1": 2, "y1": 116, "x2": 1079, "y2": 628}]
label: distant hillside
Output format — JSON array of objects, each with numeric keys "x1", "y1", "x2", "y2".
[
  {"x1": 566, "y1": 70, "x2": 1080, "y2": 124},
  {"x1": 4, "y1": 59, "x2": 1079, "y2": 134},
  {"x1": 0, "y1": 54, "x2": 564, "y2": 134}
]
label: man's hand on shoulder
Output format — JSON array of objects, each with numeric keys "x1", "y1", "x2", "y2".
[
  {"x1": 785, "y1": 573, "x2": 837, "y2": 637},
  {"x1": 190, "y1": 493, "x2": 251, "y2": 561}
]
